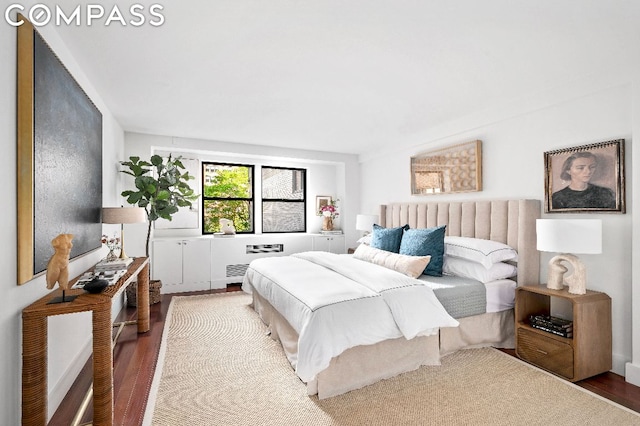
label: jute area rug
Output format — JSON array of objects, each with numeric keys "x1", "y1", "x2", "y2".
[{"x1": 144, "y1": 292, "x2": 640, "y2": 426}]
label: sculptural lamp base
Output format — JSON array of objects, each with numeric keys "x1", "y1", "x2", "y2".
[{"x1": 547, "y1": 253, "x2": 587, "y2": 295}]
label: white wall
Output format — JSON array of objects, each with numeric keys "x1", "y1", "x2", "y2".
[
  {"x1": 360, "y1": 80, "x2": 635, "y2": 377},
  {"x1": 1, "y1": 23, "x2": 125, "y2": 425},
  {"x1": 122, "y1": 132, "x2": 361, "y2": 257},
  {"x1": 627, "y1": 56, "x2": 640, "y2": 386}
]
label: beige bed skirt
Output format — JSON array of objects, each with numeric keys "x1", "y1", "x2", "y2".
[{"x1": 251, "y1": 291, "x2": 514, "y2": 399}]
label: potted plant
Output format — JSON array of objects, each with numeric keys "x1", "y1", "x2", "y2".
[{"x1": 120, "y1": 154, "x2": 198, "y2": 257}]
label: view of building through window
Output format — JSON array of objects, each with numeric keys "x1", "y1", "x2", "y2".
[{"x1": 262, "y1": 167, "x2": 306, "y2": 233}]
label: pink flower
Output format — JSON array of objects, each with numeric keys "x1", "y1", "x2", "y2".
[{"x1": 319, "y1": 199, "x2": 339, "y2": 219}]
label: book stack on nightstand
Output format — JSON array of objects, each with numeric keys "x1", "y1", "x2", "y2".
[{"x1": 528, "y1": 314, "x2": 573, "y2": 338}]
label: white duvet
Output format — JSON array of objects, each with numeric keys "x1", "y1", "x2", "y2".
[{"x1": 242, "y1": 251, "x2": 459, "y2": 382}]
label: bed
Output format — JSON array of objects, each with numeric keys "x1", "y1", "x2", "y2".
[{"x1": 242, "y1": 199, "x2": 540, "y2": 398}]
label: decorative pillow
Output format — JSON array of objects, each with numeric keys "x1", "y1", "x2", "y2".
[
  {"x1": 370, "y1": 224, "x2": 409, "y2": 253},
  {"x1": 443, "y1": 256, "x2": 517, "y2": 283},
  {"x1": 353, "y1": 244, "x2": 431, "y2": 279},
  {"x1": 444, "y1": 236, "x2": 518, "y2": 269},
  {"x1": 399, "y1": 226, "x2": 446, "y2": 276}
]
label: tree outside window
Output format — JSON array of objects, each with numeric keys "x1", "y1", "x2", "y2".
[{"x1": 202, "y1": 162, "x2": 254, "y2": 233}]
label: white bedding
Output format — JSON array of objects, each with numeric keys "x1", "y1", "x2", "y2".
[
  {"x1": 484, "y1": 279, "x2": 516, "y2": 313},
  {"x1": 242, "y1": 251, "x2": 458, "y2": 382}
]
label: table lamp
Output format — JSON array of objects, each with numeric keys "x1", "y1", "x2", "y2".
[
  {"x1": 356, "y1": 214, "x2": 378, "y2": 236},
  {"x1": 536, "y1": 219, "x2": 602, "y2": 295},
  {"x1": 102, "y1": 207, "x2": 146, "y2": 259}
]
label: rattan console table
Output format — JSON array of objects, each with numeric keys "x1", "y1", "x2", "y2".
[{"x1": 21, "y1": 257, "x2": 150, "y2": 426}]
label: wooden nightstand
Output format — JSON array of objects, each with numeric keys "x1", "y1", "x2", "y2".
[
  {"x1": 515, "y1": 284, "x2": 612, "y2": 382},
  {"x1": 347, "y1": 247, "x2": 356, "y2": 254}
]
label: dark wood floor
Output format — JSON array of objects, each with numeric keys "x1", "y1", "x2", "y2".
[{"x1": 51, "y1": 287, "x2": 640, "y2": 425}]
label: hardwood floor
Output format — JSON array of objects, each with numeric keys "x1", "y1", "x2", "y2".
[{"x1": 50, "y1": 287, "x2": 640, "y2": 425}]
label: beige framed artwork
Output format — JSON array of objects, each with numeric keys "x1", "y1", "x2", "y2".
[
  {"x1": 544, "y1": 139, "x2": 625, "y2": 213},
  {"x1": 316, "y1": 196, "x2": 332, "y2": 215},
  {"x1": 410, "y1": 140, "x2": 482, "y2": 195}
]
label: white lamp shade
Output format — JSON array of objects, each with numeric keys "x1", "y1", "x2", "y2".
[
  {"x1": 536, "y1": 219, "x2": 602, "y2": 254},
  {"x1": 102, "y1": 207, "x2": 146, "y2": 224},
  {"x1": 356, "y1": 214, "x2": 378, "y2": 232}
]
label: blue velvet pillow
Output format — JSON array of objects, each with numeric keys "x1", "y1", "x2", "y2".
[
  {"x1": 399, "y1": 226, "x2": 446, "y2": 276},
  {"x1": 370, "y1": 224, "x2": 410, "y2": 253}
]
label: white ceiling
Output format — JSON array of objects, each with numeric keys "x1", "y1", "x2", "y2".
[{"x1": 52, "y1": 0, "x2": 639, "y2": 155}]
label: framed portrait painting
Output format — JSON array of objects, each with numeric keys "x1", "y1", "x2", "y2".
[{"x1": 544, "y1": 139, "x2": 625, "y2": 213}]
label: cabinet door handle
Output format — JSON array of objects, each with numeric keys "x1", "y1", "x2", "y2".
[{"x1": 535, "y1": 349, "x2": 548, "y2": 355}]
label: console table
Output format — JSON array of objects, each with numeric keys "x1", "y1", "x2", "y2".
[{"x1": 22, "y1": 257, "x2": 150, "y2": 426}]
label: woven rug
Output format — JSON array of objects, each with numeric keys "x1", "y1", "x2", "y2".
[{"x1": 144, "y1": 292, "x2": 640, "y2": 426}]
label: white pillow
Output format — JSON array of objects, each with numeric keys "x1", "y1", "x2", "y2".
[
  {"x1": 443, "y1": 256, "x2": 517, "y2": 283},
  {"x1": 356, "y1": 235, "x2": 372, "y2": 245},
  {"x1": 444, "y1": 236, "x2": 518, "y2": 269},
  {"x1": 353, "y1": 244, "x2": 431, "y2": 279}
]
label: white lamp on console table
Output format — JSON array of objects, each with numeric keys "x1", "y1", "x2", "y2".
[
  {"x1": 102, "y1": 207, "x2": 146, "y2": 259},
  {"x1": 536, "y1": 219, "x2": 602, "y2": 295}
]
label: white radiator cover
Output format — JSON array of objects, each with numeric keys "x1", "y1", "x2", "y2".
[{"x1": 211, "y1": 234, "x2": 314, "y2": 288}]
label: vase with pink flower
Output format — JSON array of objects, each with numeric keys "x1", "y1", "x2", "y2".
[{"x1": 319, "y1": 199, "x2": 339, "y2": 231}]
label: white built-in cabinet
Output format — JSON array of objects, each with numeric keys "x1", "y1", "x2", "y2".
[
  {"x1": 311, "y1": 235, "x2": 346, "y2": 254},
  {"x1": 152, "y1": 239, "x2": 212, "y2": 293},
  {"x1": 152, "y1": 234, "x2": 347, "y2": 294}
]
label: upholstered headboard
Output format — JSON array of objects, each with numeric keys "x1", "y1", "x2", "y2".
[{"x1": 379, "y1": 199, "x2": 541, "y2": 286}]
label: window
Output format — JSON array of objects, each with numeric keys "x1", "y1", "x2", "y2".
[
  {"x1": 202, "y1": 162, "x2": 254, "y2": 234},
  {"x1": 262, "y1": 166, "x2": 306, "y2": 233}
]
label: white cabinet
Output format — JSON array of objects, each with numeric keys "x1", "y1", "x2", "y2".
[
  {"x1": 312, "y1": 235, "x2": 345, "y2": 254},
  {"x1": 152, "y1": 239, "x2": 211, "y2": 293}
]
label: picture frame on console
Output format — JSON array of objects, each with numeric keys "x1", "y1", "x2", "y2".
[{"x1": 544, "y1": 139, "x2": 625, "y2": 214}]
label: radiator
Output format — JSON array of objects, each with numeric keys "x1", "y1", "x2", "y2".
[
  {"x1": 211, "y1": 234, "x2": 314, "y2": 289},
  {"x1": 226, "y1": 263, "x2": 249, "y2": 278}
]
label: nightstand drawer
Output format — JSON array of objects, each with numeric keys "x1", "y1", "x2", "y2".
[{"x1": 517, "y1": 328, "x2": 574, "y2": 379}]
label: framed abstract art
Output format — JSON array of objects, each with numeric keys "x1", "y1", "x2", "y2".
[
  {"x1": 17, "y1": 16, "x2": 103, "y2": 284},
  {"x1": 410, "y1": 140, "x2": 482, "y2": 195}
]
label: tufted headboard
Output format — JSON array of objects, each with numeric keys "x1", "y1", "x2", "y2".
[{"x1": 379, "y1": 199, "x2": 541, "y2": 286}]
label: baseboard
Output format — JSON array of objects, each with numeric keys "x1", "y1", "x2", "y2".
[
  {"x1": 613, "y1": 352, "x2": 628, "y2": 376},
  {"x1": 625, "y1": 362, "x2": 640, "y2": 387}
]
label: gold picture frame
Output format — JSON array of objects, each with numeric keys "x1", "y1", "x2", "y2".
[
  {"x1": 316, "y1": 196, "x2": 332, "y2": 215},
  {"x1": 544, "y1": 139, "x2": 625, "y2": 213},
  {"x1": 410, "y1": 140, "x2": 482, "y2": 195}
]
